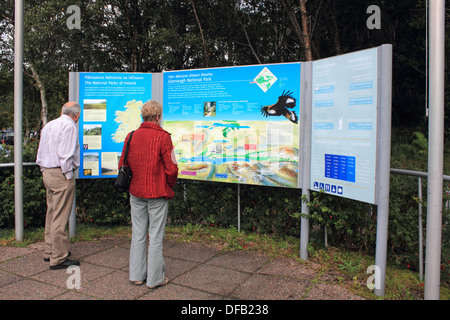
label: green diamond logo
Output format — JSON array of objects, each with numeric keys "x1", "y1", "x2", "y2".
[{"x1": 254, "y1": 67, "x2": 277, "y2": 92}]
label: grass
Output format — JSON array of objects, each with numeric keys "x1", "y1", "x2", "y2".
[
  {"x1": 0, "y1": 228, "x2": 44, "y2": 247},
  {"x1": 1, "y1": 223, "x2": 448, "y2": 300},
  {"x1": 0, "y1": 224, "x2": 132, "y2": 247}
]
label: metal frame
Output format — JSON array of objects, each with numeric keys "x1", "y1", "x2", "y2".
[
  {"x1": 299, "y1": 61, "x2": 312, "y2": 261},
  {"x1": 374, "y1": 44, "x2": 393, "y2": 297},
  {"x1": 425, "y1": 0, "x2": 445, "y2": 300},
  {"x1": 14, "y1": 0, "x2": 24, "y2": 242}
]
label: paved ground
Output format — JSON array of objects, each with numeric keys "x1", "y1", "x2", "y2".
[{"x1": 0, "y1": 235, "x2": 366, "y2": 312}]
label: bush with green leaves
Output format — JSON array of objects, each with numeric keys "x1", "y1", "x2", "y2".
[
  {"x1": 0, "y1": 132, "x2": 449, "y2": 285},
  {"x1": 0, "y1": 140, "x2": 47, "y2": 228},
  {"x1": 168, "y1": 180, "x2": 302, "y2": 237},
  {"x1": 75, "y1": 178, "x2": 131, "y2": 225},
  {"x1": 304, "y1": 190, "x2": 378, "y2": 252}
]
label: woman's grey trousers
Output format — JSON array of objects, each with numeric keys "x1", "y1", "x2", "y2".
[{"x1": 129, "y1": 195, "x2": 168, "y2": 287}]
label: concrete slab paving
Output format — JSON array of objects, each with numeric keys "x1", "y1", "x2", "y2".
[
  {"x1": 0, "y1": 278, "x2": 67, "y2": 300},
  {"x1": 164, "y1": 241, "x2": 220, "y2": 262},
  {"x1": 206, "y1": 250, "x2": 270, "y2": 273},
  {"x1": 0, "y1": 234, "x2": 367, "y2": 305},
  {"x1": 173, "y1": 264, "x2": 252, "y2": 296},
  {"x1": 138, "y1": 283, "x2": 222, "y2": 300},
  {"x1": 81, "y1": 246, "x2": 129, "y2": 269},
  {"x1": 79, "y1": 269, "x2": 149, "y2": 300},
  {"x1": 305, "y1": 283, "x2": 365, "y2": 300},
  {"x1": 0, "y1": 251, "x2": 49, "y2": 277},
  {"x1": 257, "y1": 257, "x2": 320, "y2": 280},
  {"x1": 0, "y1": 246, "x2": 34, "y2": 262},
  {"x1": 230, "y1": 273, "x2": 310, "y2": 300},
  {"x1": 0, "y1": 269, "x2": 22, "y2": 288},
  {"x1": 31, "y1": 261, "x2": 114, "y2": 288},
  {"x1": 164, "y1": 256, "x2": 201, "y2": 279}
]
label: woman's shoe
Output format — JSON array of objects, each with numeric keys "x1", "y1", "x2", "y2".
[
  {"x1": 131, "y1": 279, "x2": 146, "y2": 286},
  {"x1": 148, "y1": 277, "x2": 169, "y2": 289}
]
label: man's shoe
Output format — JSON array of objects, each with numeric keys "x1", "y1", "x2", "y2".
[
  {"x1": 50, "y1": 259, "x2": 80, "y2": 270},
  {"x1": 44, "y1": 251, "x2": 71, "y2": 262}
]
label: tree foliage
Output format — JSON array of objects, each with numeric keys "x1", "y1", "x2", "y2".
[{"x1": 1, "y1": 0, "x2": 448, "y2": 133}]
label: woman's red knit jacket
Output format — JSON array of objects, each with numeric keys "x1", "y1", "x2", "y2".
[{"x1": 118, "y1": 122, "x2": 178, "y2": 199}]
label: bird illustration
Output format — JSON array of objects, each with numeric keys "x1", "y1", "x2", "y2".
[{"x1": 260, "y1": 90, "x2": 298, "y2": 124}]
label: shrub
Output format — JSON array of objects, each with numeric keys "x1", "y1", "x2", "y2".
[
  {"x1": 0, "y1": 140, "x2": 47, "y2": 228},
  {"x1": 0, "y1": 132, "x2": 448, "y2": 285},
  {"x1": 75, "y1": 178, "x2": 131, "y2": 225}
]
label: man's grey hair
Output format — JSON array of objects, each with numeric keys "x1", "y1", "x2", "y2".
[{"x1": 62, "y1": 102, "x2": 81, "y2": 117}]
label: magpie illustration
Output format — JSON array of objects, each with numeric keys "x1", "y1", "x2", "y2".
[{"x1": 260, "y1": 90, "x2": 298, "y2": 124}]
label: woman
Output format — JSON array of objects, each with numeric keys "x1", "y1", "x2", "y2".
[{"x1": 118, "y1": 100, "x2": 178, "y2": 288}]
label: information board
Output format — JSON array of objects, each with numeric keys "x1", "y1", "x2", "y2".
[
  {"x1": 162, "y1": 63, "x2": 301, "y2": 188},
  {"x1": 310, "y1": 48, "x2": 379, "y2": 203},
  {"x1": 77, "y1": 72, "x2": 152, "y2": 179},
  {"x1": 70, "y1": 46, "x2": 388, "y2": 205}
]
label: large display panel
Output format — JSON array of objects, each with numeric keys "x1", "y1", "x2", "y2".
[
  {"x1": 77, "y1": 72, "x2": 152, "y2": 179},
  {"x1": 71, "y1": 46, "x2": 388, "y2": 205},
  {"x1": 310, "y1": 48, "x2": 379, "y2": 204},
  {"x1": 162, "y1": 63, "x2": 301, "y2": 188}
]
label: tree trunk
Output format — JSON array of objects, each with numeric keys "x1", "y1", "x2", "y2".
[
  {"x1": 189, "y1": 0, "x2": 209, "y2": 67},
  {"x1": 237, "y1": 16, "x2": 262, "y2": 64},
  {"x1": 299, "y1": 0, "x2": 313, "y2": 61},
  {"x1": 281, "y1": 0, "x2": 303, "y2": 49},
  {"x1": 281, "y1": 0, "x2": 313, "y2": 61},
  {"x1": 29, "y1": 63, "x2": 48, "y2": 126},
  {"x1": 329, "y1": 0, "x2": 342, "y2": 55}
]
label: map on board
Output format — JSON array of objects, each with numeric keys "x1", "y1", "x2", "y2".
[
  {"x1": 163, "y1": 63, "x2": 301, "y2": 188},
  {"x1": 78, "y1": 72, "x2": 152, "y2": 179},
  {"x1": 164, "y1": 119, "x2": 299, "y2": 187},
  {"x1": 111, "y1": 99, "x2": 143, "y2": 143}
]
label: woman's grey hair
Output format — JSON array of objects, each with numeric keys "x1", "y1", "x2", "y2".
[
  {"x1": 141, "y1": 100, "x2": 162, "y2": 122},
  {"x1": 62, "y1": 102, "x2": 81, "y2": 117}
]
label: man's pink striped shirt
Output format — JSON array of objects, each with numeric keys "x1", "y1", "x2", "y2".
[{"x1": 36, "y1": 115, "x2": 80, "y2": 179}]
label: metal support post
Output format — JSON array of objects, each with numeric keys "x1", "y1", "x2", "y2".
[
  {"x1": 237, "y1": 183, "x2": 241, "y2": 233},
  {"x1": 418, "y1": 177, "x2": 424, "y2": 281},
  {"x1": 14, "y1": 0, "x2": 24, "y2": 242},
  {"x1": 374, "y1": 44, "x2": 393, "y2": 297},
  {"x1": 300, "y1": 61, "x2": 312, "y2": 260},
  {"x1": 425, "y1": 0, "x2": 445, "y2": 300},
  {"x1": 68, "y1": 73, "x2": 80, "y2": 238}
]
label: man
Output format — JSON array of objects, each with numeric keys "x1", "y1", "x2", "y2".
[{"x1": 36, "y1": 101, "x2": 81, "y2": 270}]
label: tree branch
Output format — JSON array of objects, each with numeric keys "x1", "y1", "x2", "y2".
[{"x1": 189, "y1": 0, "x2": 209, "y2": 67}]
